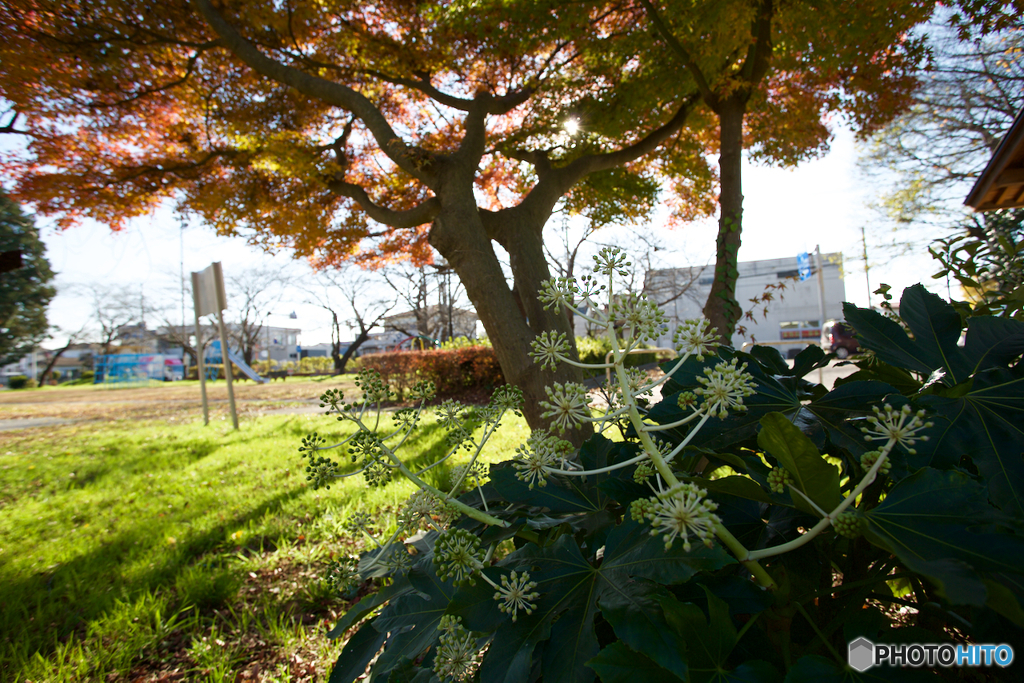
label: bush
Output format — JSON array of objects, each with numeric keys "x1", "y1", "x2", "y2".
[
  {"x1": 299, "y1": 254, "x2": 1024, "y2": 683},
  {"x1": 7, "y1": 375, "x2": 37, "y2": 389},
  {"x1": 359, "y1": 346, "x2": 503, "y2": 399}
]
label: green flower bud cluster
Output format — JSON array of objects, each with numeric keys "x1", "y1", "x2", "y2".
[
  {"x1": 409, "y1": 380, "x2": 436, "y2": 402},
  {"x1": 673, "y1": 318, "x2": 720, "y2": 361},
  {"x1": 393, "y1": 407, "x2": 420, "y2": 429},
  {"x1": 363, "y1": 460, "x2": 392, "y2": 487},
  {"x1": 305, "y1": 454, "x2": 340, "y2": 490},
  {"x1": 318, "y1": 389, "x2": 347, "y2": 414},
  {"x1": 348, "y1": 429, "x2": 384, "y2": 464},
  {"x1": 379, "y1": 544, "x2": 412, "y2": 573},
  {"x1": 767, "y1": 467, "x2": 795, "y2": 494},
  {"x1": 399, "y1": 489, "x2": 443, "y2": 529},
  {"x1": 450, "y1": 462, "x2": 488, "y2": 492},
  {"x1": 434, "y1": 615, "x2": 478, "y2": 682},
  {"x1": 695, "y1": 358, "x2": 756, "y2": 419},
  {"x1": 344, "y1": 511, "x2": 372, "y2": 534},
  {"x1": 629, "y1": 497, "x2": 657, "y2": 523},
  {"x1": 645, "y1": 483, "x2": 721, "y2": 552},
  {"x1": 433, "y1": 528, "x2": 484, "y2": 586},
  {"x1": 677, "y1": 391, "x2": 698, "y2": 410},
  {"x1": 610, "y1": 293, "x2": 669, "y2": 343},
  {"x1": 538, "y1": 276, "x2": 581, "y2": 311},
  {"x1": 354, "y1": 368, "x2": 393, "y2": 404},
  {"x1": 633, "y1": 460, "x2": 656, "y2": 484},
  {"x1": 298, "y1": 432, "x2": 326, "y2": 458},
  {"x1": 861, "y1": 403, "x2": 933, "y2": 453},
  {"x1": 833, "y1": 512, "x2": 865, "y2": 539},
  {"x1": 479, "y1": 384, "x2": 524, "y2": 425},
  {"x1": 860, "y1": 450, "x2": 891, "y2": 476},
  {"x1": 593, "y1": 246, "x2": 631, "y2": 277},
  {"x1": 323, "y1": 556, "x2": 360, "y2": 592}
]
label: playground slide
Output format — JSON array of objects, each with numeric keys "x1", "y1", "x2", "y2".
[{"x1": 226, "y1": 348, "x2": 268, "y2": 384}]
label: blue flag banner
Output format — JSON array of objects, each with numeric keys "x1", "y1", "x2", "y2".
[{"x1": 797, "y1": 252, "x2": 812, "y2": 281}]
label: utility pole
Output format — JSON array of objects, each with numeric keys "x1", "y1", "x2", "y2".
[{"x1": 861, "y1": 226, "x2": 873, "y2": 309}]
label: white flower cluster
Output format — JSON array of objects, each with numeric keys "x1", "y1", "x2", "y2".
[
  {"x1": 512, "y1": 431, "x2": 575, "y2": 489},
  {"x1": 611, "y1": 293, "x2": 669, "y2": 343},
  {"x1": 694, "y1": 357, "x2": 756, "y2": 419},
  {"x1": 539, "y1": 382, "x2": 590, "y2": 434},
  {"x1": 673, "y1": 318, "x2": 720, "y2": 360},
  {"x1": 494, "y1": 570, "x2": 539, "y2": 622},
  {"x1": 635, "y1": 483, "x2": 721, "y2": 552},
  {"x1": 529, "y1": 331, "x2": 572, "y2": 372},
  {"x1": 861, "y1": 403, "x2": 933, "y2": 453}
]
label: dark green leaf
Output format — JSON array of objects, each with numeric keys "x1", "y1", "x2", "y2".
[
  {"x1": 962, "y1": 316, "x2": 1024, "y2": 373},
  {"x1": 586, "y1": 642, "x2": 683, "y2": 683},
  {"x1": 684, "y1": 475, "x2": 773, "y2": 505},
  {"x1": 804, "y1": 381, "x2": 899, "y2": 455},
  {"x1": 757, "y1": 413, "x2": 841, "y2": 516},
  {"x1": 490, "y1": 464, "x2": 605, "y2": 513},
  {"x1": 784, "y1": 654, "x2": 935, "y2": 682},
  {"x1": 918, "y1": 366, "x2": 1024, "y2": 516},
  {"x1": 842, "y1": 297, "x2": 943, "y2": 381},
  {"x1": 479, "y1": 612, "x2": 552, "y2": 683},
  {"x1": 329, "y1": 620, "x2": 387, "y2": 683},
  {"x1": 863, "y1": 468, "x2": 1024, "y2": 603},
  {"x1": 598, "y1": 581, "x2": 690, "y2": 680},
  {"x1": 327, "y1": 577, "x2": 413, "y2": 639},
  {"x1": 898, "y1": 285, "x2": 972, "y2": 384}
]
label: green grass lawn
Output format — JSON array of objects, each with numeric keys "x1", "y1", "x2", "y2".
[{"x1": 0, "y1": 399, "x2": 530, "y2": 682}]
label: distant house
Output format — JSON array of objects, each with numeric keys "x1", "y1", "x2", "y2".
[{"x1": 383, "y1": 304, "x2": 478, "y2": 347}]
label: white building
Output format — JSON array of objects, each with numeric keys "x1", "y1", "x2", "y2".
[{"x1": 645, "y1": 252, "x2": 847, "y2": 358}]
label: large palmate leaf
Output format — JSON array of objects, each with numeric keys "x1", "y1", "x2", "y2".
[
  {"x1": 462, "y1": 521, "x2": 735, "y2": 683},
  {"x1": 917, "y1": 366, "x2": 1024, "y2": 517},
  {"x1": 863, "y1": 468, "x2": 1024, "y2": 605},
  {"x1": 658, "y1": 586, "x2": 780, "y2": 683},
  {"x1": 842, "y1": 286, "x2": 970, "y2": 385},
  {"x1": 489, "y1": 434, "x2": 628, "y2": 514},
  {"x1": 367, "y1": 566, "x2": 460, "y2": 677},
  {"x1": 587, "y1": 641, "x2": 683, "y2": 683}
]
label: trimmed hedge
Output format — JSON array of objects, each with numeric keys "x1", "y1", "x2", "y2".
[{"x1": 359, "y1": 346, "x2": 504, "y2": 399}]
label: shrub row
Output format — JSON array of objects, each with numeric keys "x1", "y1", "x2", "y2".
[{"x1": 359, "y1": 346, "x2": 503, "y2": 399}]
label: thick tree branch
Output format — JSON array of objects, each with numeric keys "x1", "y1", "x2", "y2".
[
  {"x1": 639, "y1": 0, "x2": 717, "y2": 106},
  {"x1": 511, "y1": 94, "x2": 700, "y2": 226},
  {"x1": 326, "y1": 179, "x2": 440, "y2": 229},
  {"x1": 192, "y1": 0, "x2": 436, "y2": 188},
  {"x1": 740, "y1": 0, "x2": 774, "y2": 89}
]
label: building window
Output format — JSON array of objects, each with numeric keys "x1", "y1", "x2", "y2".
[
  {"x1": 780, "y1": 320, "x2": 820, "y2": 340},
  {"x1": 776, "y1": 269, "x2": 800, "y2": 279}
]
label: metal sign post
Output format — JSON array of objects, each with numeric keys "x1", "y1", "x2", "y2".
[{"x1": 192, "y1": 261, "x2": 239, "y2": 430}]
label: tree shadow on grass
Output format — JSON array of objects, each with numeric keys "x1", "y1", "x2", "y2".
[{"x1": 0, "y1": 485, "x2": 310, "y2": 672}]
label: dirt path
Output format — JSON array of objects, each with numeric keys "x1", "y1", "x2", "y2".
[{"x1": 0, "y1": 377, "x2": 353, "y2": 425}]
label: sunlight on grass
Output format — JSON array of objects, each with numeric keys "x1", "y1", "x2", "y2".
[{"x1": 0, "y1": 400, "x2": 530, "y2": 681}]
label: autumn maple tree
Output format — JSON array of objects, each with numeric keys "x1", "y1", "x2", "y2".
[
  {"x1": 0, "y1": 0, "x2": 937, "y2": 431},
  {"x1": 638, "y1": 0, "x2": 935, "y2": 338},
  {"x1": 0, "y1": 0, "x2": 708, "y2": 438}
]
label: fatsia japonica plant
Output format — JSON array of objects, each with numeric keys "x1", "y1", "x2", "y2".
[{"x1": 299, "y1": 249, "x2": 1024, "y2": 683}]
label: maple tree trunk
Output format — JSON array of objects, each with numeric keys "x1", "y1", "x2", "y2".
[
  {"x1": 703, "y1": 96, "x2": 746, "y2": 344},
  {"x1": 429, "y1": 191, "x2": 591, "y2": 446},
  {"x1": 338, "y1": 328, "x2": 372, "y2": 374}
]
